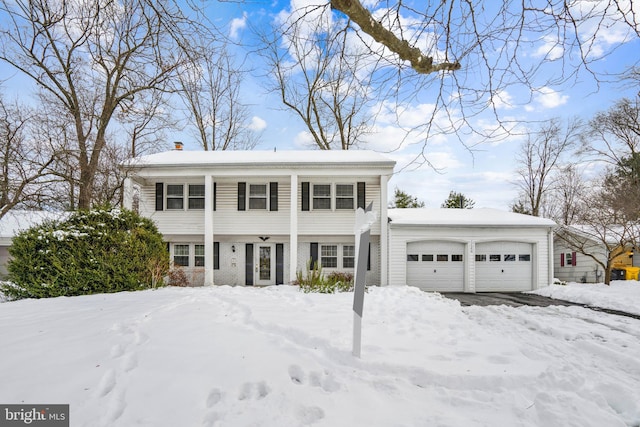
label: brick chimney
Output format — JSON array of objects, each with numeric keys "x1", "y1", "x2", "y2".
[{"x1": 173, "y1": 141, "x2": 183, "y2": 151}]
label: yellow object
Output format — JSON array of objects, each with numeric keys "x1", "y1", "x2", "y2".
[{"x1": 624, "y1": 266, "x2": 640, "y2": 281}]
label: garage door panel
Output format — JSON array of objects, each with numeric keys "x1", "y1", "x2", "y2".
[
  {"x1": 476, "y1": 242, "x2": 532, "y2": 291},
  {"x1": 407, "y1": 241, "x2": 464, "y2": 291}
]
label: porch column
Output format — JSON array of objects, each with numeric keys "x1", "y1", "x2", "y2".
[
  {"x1": 204, "y1": 174, "x2": 214, "y2": 286},
  {"x1": 122, "y1": 177, "x2": 134, "y2": 210},
  {"x1": 380, "y1": 174, "x2": 389, "y2": 286},
  {"x1": 289, "y1": 174, "x2": 298, "y2": 283}
]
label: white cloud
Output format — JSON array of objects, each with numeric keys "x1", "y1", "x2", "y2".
[
  {"x1": 248, "y1": 116, "x2": 267, "y2": 132},
  {"x1": 532, "y1": 36, "x2": 565, "y2": 61},
  {"x1": 524, "y1": 86, "x2": 569, "y2": 112},
  {"x1": 229, "y1": 12, "x2": 247, "y2": 39}
]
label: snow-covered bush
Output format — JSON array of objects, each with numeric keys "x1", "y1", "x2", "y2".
[{"x1": 2, "y1": 208, "x2": 169, "y2": 299}]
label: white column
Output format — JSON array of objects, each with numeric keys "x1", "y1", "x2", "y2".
[
  {"x1": 380, "y1": 174, "x2": 389, "y2": 286},
  {"x1": 122, "y1": 177, "x2": 133, "y2": 210},
  {"x1": 289, "y1": 174, "x2": 298, "y2": 283},
  {"x1": 204, "y1": 175, "x2": 214, "y2": 286},
  {"x1": 548, "y1": 229, "x2": 554, "y2": 287}
]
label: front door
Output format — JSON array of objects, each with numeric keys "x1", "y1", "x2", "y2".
[{"x1": 256, "y1": 244, "x2": 275, "y2": 285}]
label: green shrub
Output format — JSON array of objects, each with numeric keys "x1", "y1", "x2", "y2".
[
  {"x1": 295, "y1": 261, "x2": 354, "y2": 293},
  {"x1": 2, "y1": 208, "x2": 169, "y2": 299}
]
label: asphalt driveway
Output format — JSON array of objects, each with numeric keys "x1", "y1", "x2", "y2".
[{"x1": 442, "y1": 292, "x2": 640, "y2": 320}]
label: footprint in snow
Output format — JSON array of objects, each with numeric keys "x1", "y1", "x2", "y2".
[
  {"x1": 288, "y1": 364, "x2": 340, "y2": 392},
  {"x1": 238, "y1": 381, "x2": 271, "y2": 400}
]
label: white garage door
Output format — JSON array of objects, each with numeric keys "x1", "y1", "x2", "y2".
[
  {"x1": 406, "y1": 241, "x2": 465, "y2": 291},
  {"x1": 475, "y1": 242, "x2": 533, "y2": 291}
]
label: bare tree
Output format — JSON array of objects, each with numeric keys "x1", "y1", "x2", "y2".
[
  {"x1": 176, "y1": 44, "x2": 259, "y2": 151},
  {"x1": 556, "y1": 177, "x2": 640, "y2": 285},
  {"x1": 261, "y1": 7, "x2": 374, "y2": 150},
  {"x1": 546, "y1": 165, "x2": 588, "y2": 226},
  {"x1": 268, "y1": 1, "x2": 639, "y2": 158},
  {"x1": 0, "y1": 0, "x2": 212, "y2": 209},
  {"x1": 513, "y1": 118, "x2": 582, "y2": 217},
  {"x1": 0, "y1": 94, "x2": 58, "y2": 219}
]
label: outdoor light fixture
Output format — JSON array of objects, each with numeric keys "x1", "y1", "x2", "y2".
[{"x1": 231, "y1": 245, "x2": 236, "y2": 253}]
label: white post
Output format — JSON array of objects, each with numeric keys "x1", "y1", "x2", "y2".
[
  {"x1": 380, "y1": 174, "x2": 389, "y2": 286},
  {"x1": 290, "y1": 174, "x2": 298, "y2": 283},
  {"x1": 122, "y1": 177, "x2": 134, "y2": 210},
  {"x1": 204, "y1": 175, "x2": 214, "y2": 286}
]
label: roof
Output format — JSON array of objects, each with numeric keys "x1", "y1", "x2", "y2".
[
  {"x1": 388, "y1": 208, "x2": 557, "y2": 227},
  {"x1": 0, "y1": 210, "x2": 66, "y2": 240},
  {"x1": 123, "y1": 149, "x2": 396, "y2": 169}
]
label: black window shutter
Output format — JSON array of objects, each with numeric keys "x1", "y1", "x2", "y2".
[
  {"x1": 302, "y1": 182, "x2": 310, "y2": 211},
  {"x1": 213, "y1": 182, "x2": 217, "y2": 211},
  {"x1": 245, "y1": 244, "x2": 254, "y2": 286},
  {"x1": 214, "y1": 242, "x2": 220, "y2": 270},
  {"x1": 367, "y1": 242, "x2": 371, "y2": 271},
  {"x1": 276, "y1": 243, "x2": 284, "y2": 285},
  {"x1": 238, "y1": 182, "x2": 246, "y2": 211},
  {"x1": 270, "y1": 182, "x2": 278, "y2": 211},
  {"x1": 155, "y1": 183, "x2": 164, "y2": 211},
  {"x1": 310, "y1": 242, "x2": 318, "y2": 268},
  {"x1": 357, "y1": 182, "x2": 366, "y2": 209}
]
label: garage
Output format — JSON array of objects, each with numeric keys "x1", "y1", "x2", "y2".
[
  {"x1": 406, "y1": 241, "x2": 465, "y2": 291},
  {"x1": 388, "y1": 208, "x2": 555, "y2": 293},
  {"x1": 475, "y1": 241, "x2": 533, "y2": 291}
]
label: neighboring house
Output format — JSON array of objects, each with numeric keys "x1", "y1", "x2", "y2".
[
  {"x1": 388, "y1": 208, "x2": 556, "y2": 292},
  {"x1": 554, "y1": 225, "x2": 636, "y2": 283},
  {"x1": 0, "y1": 211, "x2": 64, "y2": 279},
  {"x1": 123, "y1": 148, "x2": 557, "y2": 293},
  {"x1": 122, "y1": 149, "x2": 394, "y2": 287}
]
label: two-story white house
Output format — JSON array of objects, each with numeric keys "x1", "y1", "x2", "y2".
[
  {"x1": 122, "y1": 149, "x2": 394, "y2": 287},
  {"x1": 122, "y1": 147, "x2": 556, "y2": 292}
]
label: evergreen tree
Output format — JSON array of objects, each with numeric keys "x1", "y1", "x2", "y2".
[
  {"x1": 389, "y1": 187, "x2": 425, "y2": 208},
  {"x1": 441, "y1": 191, "x2": 475, "y2": 209}
]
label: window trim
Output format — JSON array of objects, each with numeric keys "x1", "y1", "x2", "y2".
[
  {"x1": 194, "y1": 244, "x2": 205, "y2": 266},
  {"x1": 166, "y1": 184, "x2": 184, "y2": 210},
  {"x1": 173, "y1": 244, "x2": 190, "y2": 267},
  {"x1": 248, "y1": 183, "x2": 268, "y2": 210},
  {"x1": 188, "y1": 184, "x2": 205, "y2": 210},
  {"x1": 335, "y1": 184, "x2": 355, "y2": 210},
  {"x1": 312, "y1": 184, "x2": 332, "y2": 210},
  {"x1": 320, "y1": 244, "x2": 338, "y2": 268},
  {"x1": 343, "y1": 245, "x2": 355, "y2": 268}
]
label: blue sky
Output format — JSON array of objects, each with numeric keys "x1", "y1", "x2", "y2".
[{"x1": 1, "y1": 0, "x2": 639, "y2": 210}]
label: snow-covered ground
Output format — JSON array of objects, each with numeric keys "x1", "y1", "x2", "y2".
[
  {"x1": 1, "y1": 285, "x2": 639, "y2": 427},
  {"x1": 531, "y1": 280, "x2": 640, "y2": 316}
]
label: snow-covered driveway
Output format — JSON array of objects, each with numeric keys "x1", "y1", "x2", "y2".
[{"x1": 0, "y1": 285, "x2": 639, "y2": 426}]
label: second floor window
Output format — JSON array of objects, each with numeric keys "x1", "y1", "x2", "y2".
[
  {"x1": 313, "y1": 184, "x2": 331, "y2": 209},
  {"x1": 249, "y1": 184, "x2": 268, "y2": 209},
  {"x1": 189, "y1": 185, "x2": 205, "y2": 209},
  {"x1": 336, "y1": 184, "x2": 354, "y2": 209},
  {"x1": 167, "y1": 185, "x2": 184, "y2": 210}
]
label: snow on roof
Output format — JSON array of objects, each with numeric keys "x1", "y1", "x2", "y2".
[
  {"x1": 388, "y1": 208, "x2": 556, "y2": 227},
  {"x1": 0, "y1": 210, "x2": 66, "y2": 240},
  {"x1": 123, "y1": 149, "x2": 396, "y2": 169}
]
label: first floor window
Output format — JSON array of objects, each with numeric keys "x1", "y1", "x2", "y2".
[
  {"x1": 167, "y1": 185, "x2": 184, "y2": 209},
  {"x1": 565, "y1": 252, "x2": 573, "y2": 266},
  {"x1": 194, "y1": 244, "x2": 205, "y2": 267},
  {"x1": 174, "y1": 244, "x2": 189, "y2": 266},
  {"x1": 321, "y1": 244, "x2": 338, "y2": 267},
  {"x1": 189, "y1": 185, "x2": 205, "y2": 209},
  {"x1": 343, "y1": 245, "x2": 355, "y2": 268}
]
